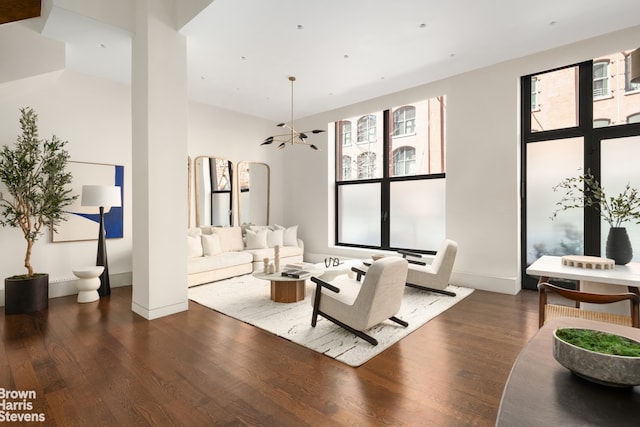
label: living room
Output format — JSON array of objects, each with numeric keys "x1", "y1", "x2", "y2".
[{"x1": 1, "y1": 1, "x2": 640, "y2": 425}]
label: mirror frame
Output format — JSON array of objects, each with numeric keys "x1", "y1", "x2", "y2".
[
  {"x1": 194, "y1": 155, "x2": 234, "y2": 227},
  {"x1": 237, "y1": 161, "x2": 270, "y2": 226}
]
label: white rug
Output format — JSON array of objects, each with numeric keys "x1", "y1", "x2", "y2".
[{"x1": 188, "y1": 274, "x2": 473, "y2": 367}]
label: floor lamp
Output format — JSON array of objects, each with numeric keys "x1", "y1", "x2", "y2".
[{"x1": 81, "y1": 185, "x2": 121, "y2": 297}]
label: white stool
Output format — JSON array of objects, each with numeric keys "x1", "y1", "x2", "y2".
[{"x1": 73, "y1": 266, "x2": 104, "y2": 303}]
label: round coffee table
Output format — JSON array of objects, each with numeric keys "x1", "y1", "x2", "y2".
[{"x1": 253, "y1": 269, "x2": 321, "y2": 303}]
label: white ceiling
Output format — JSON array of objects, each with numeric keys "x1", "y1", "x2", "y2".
[{"x1": 40, "y1": 0, "x2": 640, "y2": 122}]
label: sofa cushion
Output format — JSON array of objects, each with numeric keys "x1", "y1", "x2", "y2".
[
  {"x1": 274, "y1": 224, "x2": 299, "y2": 247},
  {"x1": 188, "y1": 234, "x2": 203, "y2": 258},
  {"x1": 202, "y1": 233, "x2": 222, "y2": 256},
  {"x1": 266, "y1": 229, "x2": 284, "y2": 247},
  {"x1": 187, "y1": 251, "x2": 253, "y2": 274},
  {"x1": 245, "y1": 229, "x2": 268, "y2": 249},
  {"x1": 211, "y1": 226, "x2": 244, "y2": 252}
]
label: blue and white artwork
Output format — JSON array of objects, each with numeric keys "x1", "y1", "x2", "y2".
[{"x1": 52, "y1": 161, "x2": 124, "y2": 242}]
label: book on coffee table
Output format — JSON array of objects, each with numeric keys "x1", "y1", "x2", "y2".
[
  {"x1": 281, "y1": 269, "x2": 311, "y2": 279},
  {"x1": 284, "y1": 262, "x2": 315, "y2": 270}
]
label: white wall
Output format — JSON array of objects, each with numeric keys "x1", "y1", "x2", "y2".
[
  {"x1": 186, "y1": 102, "x2": 289, "y2": 228},
  {"x1": 281, "y1": 25, "x2": 640, "y2": 295},
  {"x1": 2, "y1": 22, "x2": 638, "y2": 304},
  {"x1": 0, "y1": 70, "x2": 133, "y2": 303}
]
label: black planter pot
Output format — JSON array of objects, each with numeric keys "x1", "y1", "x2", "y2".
[
  {"x1": 4, "y1": 274, "x2": 49, "y2": 315},
  {"x1": 605, "y1": 227, "x2": 633, "y2": 265}
]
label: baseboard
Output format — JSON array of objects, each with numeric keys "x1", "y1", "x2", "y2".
[
  {"x1": 0, "y1": 272, "x2": 132, "y2": 307},
  {"x1": 131, "y1": 300, "x2": 189, "y2": 320},
  {"x1": 451, "y1": 271, "x2": 520, "y2": 295}
]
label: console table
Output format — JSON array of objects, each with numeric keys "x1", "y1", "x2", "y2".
[
  {"x1": 496, "y1": 317, "x2": 640, "y2": 426},
  {"x1": 526, "y1": 255, "x2": 640, "y2": 290}
]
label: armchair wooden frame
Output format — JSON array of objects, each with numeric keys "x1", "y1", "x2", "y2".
[
  {"x1": 310, "y1": 266, "x2": 408, "y2": 346},
  {"x1": 538, "y1": 282, "x2": 640, "y2": 328}
]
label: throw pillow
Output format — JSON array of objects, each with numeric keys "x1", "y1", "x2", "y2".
[
  {"x1": 211, "y1": 226, "x2": 245, "y2": 252},
  {"x1": 266, "y1": 229, "x2": 284, "y2": 248},
  {"x1": 202, "y1": 233, "x2": 222, "y2": 256},
  {"x1": 275, "y1": 224, "x2": 298, "y2": 247},
  {"x1": 245, "y1": 229, "x2": 268, "y2": 249},
  {"x1": 187, "y1": 234, "x2": 203, "y2": 258}
]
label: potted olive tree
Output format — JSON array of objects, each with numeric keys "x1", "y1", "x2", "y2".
[
  {"x1": 0, "y1": 107, "x2": 76, "y2": 314},
  {"x1": 552, "y1": 169, "x2": 640, "y2": 264}
]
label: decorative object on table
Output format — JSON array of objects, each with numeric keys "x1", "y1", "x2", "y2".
[
  {"x1": 51, "y1": 161, "x2": 124, "y2": 242},
  {"x1": 553, "y1": 327, "x2": 640, "y2": 387},
  {"x1": 268, "y1": 263, "x2": 275, "y2": 274},
  {"x1": 263, "y1": 257, "x2": 269, "y2": 272},
  {"x1": 0, "y1": 107, "x2": 77, "y2": 314},
  {"x1": 274, "y1": 244, "x2": 280, "y2": 272},
  {"x1": 81, "y1": 185, "x2": 122, "y2": 297},
  {"x1": 324, "y1": 257, "x2": 342, "y2": 268},
  {"x1": 73, "y1": 266, "x2": 104, "y2": 303},
  {"x1": 260, "y1": 76, "x2": 325, "y2": 150},
  {"x1": 606, "y1": 227, "x2": 633, "y2": 266},
  {"x1": 552, "y1": 169, "x2": 640, "y2": 264},
  {"x1": 560, "y1": 255, "x2": 614, "y2": 270}
]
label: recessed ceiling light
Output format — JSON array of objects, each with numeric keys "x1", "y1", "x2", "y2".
[
  {"x1": 99, "y1": 43, "x2": 106, "y2": 48},
  {"x1": 296, "y1": 24, "x2": 303, "y2": 30},
  {"x1": 549, "y1": 21, "x2": 557, "y2": 26},
  {"x1": 419, "y1": 23, "x2": 426, "y2": 28},
  {"x1": 241, "y1": 56, "x2": 246, "y2": 60},
  {"x1": 450, "y1": 53, "x2": 455, "y2": 58},
  {"x1": 343, "y1": 54, "x2": 349, "y2": 59}
]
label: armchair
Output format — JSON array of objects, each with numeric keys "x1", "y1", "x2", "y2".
[
  {"x1": 310, "y1": 257, "x2": 409, "y2": 346},
  {"x1": 399, "y1": 239, "x2": 458, "y2": 297}
]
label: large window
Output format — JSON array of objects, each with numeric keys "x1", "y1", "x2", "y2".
[
  {"x1": 522, "y1": 52, "x2": 640, "y2": 290},
  {"x1": 335, "y1": 97, "x2": 446, "y2": 252}
]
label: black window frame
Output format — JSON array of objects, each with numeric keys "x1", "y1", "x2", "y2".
[
  {"x1": 521, "y1": 60, "x2": 640, "y2": 290},
  {"x1": 335, "y1": 109, "x2": 445, "y2": 254}
]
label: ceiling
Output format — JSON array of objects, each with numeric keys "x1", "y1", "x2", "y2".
[{"x1": 17, "y1": 0, "x2": 640, "y2": 121}]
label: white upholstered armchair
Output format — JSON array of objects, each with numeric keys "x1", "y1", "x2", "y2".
[
  {"x1": 399, "y1": 239, "x2": 458, "y2": 297},
  {"x1": 310, "y1": 257, "x2": 409, "y2": 346}
]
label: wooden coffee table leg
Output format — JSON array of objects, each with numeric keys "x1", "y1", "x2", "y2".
[{"x1": 270, "y1": 280, "x2": 306, "y2": 303}]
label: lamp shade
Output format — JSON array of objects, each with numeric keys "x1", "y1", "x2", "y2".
[
  {"x1": 81, "y1": 185, "x2": 121, "y2": 208},
  {"x1": 631, "y1": 48, "x2": 640, "y2": 84}
]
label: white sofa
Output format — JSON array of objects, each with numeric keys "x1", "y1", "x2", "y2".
[{"x1": 187, "y1": 225, "x2": 304, "y2": 287}]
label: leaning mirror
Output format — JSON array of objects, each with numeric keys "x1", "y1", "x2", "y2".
[
  {"x1": 237, "y1": 161, "x2": 270, "y2": 226},
  {"x1": 195, "y1": 156, "x2": 233, "y2": 227}
]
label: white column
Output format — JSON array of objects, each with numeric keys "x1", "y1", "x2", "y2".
[{"x1": 131, "y1": 0, "x2": 188, "y2": 319}]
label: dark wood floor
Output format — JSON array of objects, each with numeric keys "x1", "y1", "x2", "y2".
[{"x1": 1, "y1": 285, "x2": 540, "y2": 426}]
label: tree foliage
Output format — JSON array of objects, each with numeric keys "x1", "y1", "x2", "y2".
[{"x1": 0, "y1": 107, "x2": 77, "y2": 277}]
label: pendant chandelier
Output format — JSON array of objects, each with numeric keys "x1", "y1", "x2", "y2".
[{"x1": 260, "y1": 76, "x2": 325, "y2": 150}]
